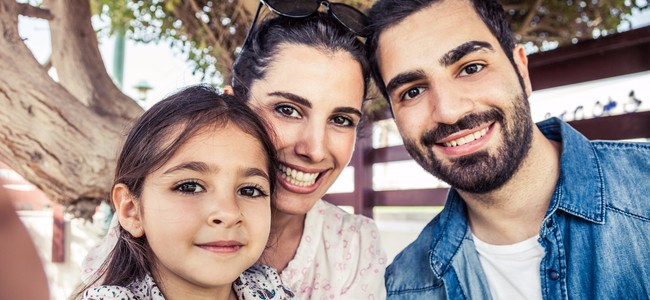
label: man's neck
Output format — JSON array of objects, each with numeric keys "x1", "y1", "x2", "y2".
[{"x1": 461, "y1": 128, "x2": 562, "y2": 245}]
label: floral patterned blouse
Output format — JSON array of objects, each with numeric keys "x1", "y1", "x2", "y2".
[
  {"x1": 81, "y1": 264, "x2": 294, "y2": 299},
  {"x1": 279, "y1": 199, "x2": 387, "y2": 299}
]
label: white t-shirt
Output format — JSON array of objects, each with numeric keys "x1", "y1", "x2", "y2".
[
  {"x1": 280, "y1": 199, "x2": 387, "y2": 299},
  {"x1": 472, "y1": 233, "x2": 544, "y2": 300}
]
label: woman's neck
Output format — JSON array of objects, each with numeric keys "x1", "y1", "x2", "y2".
[{"x1": 259, "y1": 208, "x2": 307, "y2": 272}]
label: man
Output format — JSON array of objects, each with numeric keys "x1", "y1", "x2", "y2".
[{"x1": 365, "y1": 0, "x2": 650, "y2": 299}]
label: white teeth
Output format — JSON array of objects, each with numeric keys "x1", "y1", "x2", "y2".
[
  {"x1": 443, "y1": 128, "x2": 488, "y2": 147},
  {"x1": 280, "y1": 164, "x2": 319, "y2": 186}
]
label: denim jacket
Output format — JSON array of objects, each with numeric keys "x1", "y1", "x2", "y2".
[{"x1": 385, "y1": 118, "x2": 650, "y2": 299}]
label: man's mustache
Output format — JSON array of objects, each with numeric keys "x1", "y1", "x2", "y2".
[{"x1": 421, "y1": 109, "x2": 504, "y2": 147}]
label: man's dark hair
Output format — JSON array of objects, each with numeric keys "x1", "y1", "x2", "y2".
[{"x1": 366, "y1": 0, "x2": 516, "y2": 101}]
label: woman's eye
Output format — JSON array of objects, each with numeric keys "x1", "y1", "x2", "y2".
[
  {"x1": 401, "y1": 87, "x2": 425, "y2": 101},
  {"x1": 459, "y1": 63, "x2": 485, "y2": 77},
  {"x1": 238, "y1": 186, "x2": 267, "y2": 198},
  {"x1": 276, "y1": 105, "x2": 301, "y2": 118},
  {"x1": 174, "y1": 181, "x2": 205, "y2": 194},
  {"x1": 331, "y1": 115, "x2": 354, "y2": 127}
]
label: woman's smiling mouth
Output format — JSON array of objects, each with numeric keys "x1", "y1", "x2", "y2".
[{"x1": 279, "y1": 164, "x2": 320, "y2": 187}]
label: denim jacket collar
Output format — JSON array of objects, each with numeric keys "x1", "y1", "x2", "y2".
[
  {"x1": 428, "y1": 118, "x2": 606, "y2": 278},
  {"x1": 538, "y1": 118, "x2": 605, "y2": 224},
  {"x1": 428, "y1": 189, "x2": 469, "y2": 277}
]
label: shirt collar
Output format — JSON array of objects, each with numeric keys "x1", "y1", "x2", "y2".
[
  {"x1": 428, "y1": 190, "x2": 470, "y2": 277},
  {"x1": 537, "y1": 118, "x2": 605, "y2": 224}
]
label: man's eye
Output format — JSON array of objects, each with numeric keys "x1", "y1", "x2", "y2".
[
  {"x1": 238, "y1": 186, "x2": 267, "y2": 198},
  {"x1": 459, "y1": 63, "x2": 485, "y2": 76},
  {"x1": 276, "y1": 105, "x2": 301, "y2": 118},
  {"x1": 331, "y1": 115, "x2": 354, "y2": 127},
  {"x1": 401, "y1": 87, "x2": 425, "y2": 101},
  {"x1": 174, "y1": 181, "x2": 205, "y2": 194}
]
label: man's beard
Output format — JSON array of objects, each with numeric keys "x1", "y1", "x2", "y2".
[{"x1": 403, "y1": 93, "x2": 533, "y2": 194}]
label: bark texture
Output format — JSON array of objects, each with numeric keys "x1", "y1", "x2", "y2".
[{"x1": 0, "y1": 0, "x2": 143, "y2": 219}]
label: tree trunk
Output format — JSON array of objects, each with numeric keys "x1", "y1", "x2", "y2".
[{"x1": 0, "y1": 0, "x2": 143, "y2": 220}]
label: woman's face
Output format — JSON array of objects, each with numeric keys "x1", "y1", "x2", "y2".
[{"x1": 247, "y1": 44, "x2": 365, "y2": 216}]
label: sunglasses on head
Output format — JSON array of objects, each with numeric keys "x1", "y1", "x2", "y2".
[{"x1": 243, "y1": 0, "x2": 369, "y2": 47}]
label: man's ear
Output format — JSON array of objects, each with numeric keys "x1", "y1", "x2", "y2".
[
  {"x1": 113, "y1": 184, "x2": 144, "y2": 238},
  {"x1": 223, "y1": 85, "x2": 234, "y2": 95},
  {"x1": 512, "y1": 45, "x2": 532, "y2": 97}
]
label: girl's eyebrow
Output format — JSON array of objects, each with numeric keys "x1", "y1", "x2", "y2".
[
  {"x1": 163, "y1": 161, "x2": 212, "y2": 175},
  {"x1": 162, "y1": 161, "x2": 269, "y2": 181},
  {"x1": 244, "y1": 167, "x2": 270, "y2": 181}
]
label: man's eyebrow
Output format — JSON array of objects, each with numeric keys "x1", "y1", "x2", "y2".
[
  {"x1": 439, "y1": 41, "x2": 494, "y2": 67},
  {"x1": 385, "y1": 70, "x2": 427, "y2": 98},
  {"x1": 268, "y1": 91, "x2": 312, "y2": 108}
]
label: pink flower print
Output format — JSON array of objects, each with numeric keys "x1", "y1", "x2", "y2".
[
  {"x1": 338, "y1": 262, "x2": 346, "y2": 271},
  {"x1": 324, "y1": 241, "x2": 331, "y2": 250},
  {"x1": 371, "y1": 230, "x2": 377, "y2": 239},
  {"x1": 305, "y1": 235, "x2": 312, "y2": 243},
  {"x1": 349, "y1": 225, "x2": 357, "y2": 232}
]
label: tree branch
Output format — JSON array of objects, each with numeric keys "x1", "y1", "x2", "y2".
[
  {"x1": 515, "y1": 0, "x2": 543, "y2": 36},
  {"x1": 16, "y1": 3, "x2": 52, "y2": 20}
]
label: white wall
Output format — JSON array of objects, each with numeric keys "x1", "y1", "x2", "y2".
[{"x1": 19, "y1": 210, "x2": 105, "y2": 300}]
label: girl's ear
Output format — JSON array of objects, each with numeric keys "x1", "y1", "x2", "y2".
[{"x1": 113, "y1": 184, "x2": 144, "y2": 238}]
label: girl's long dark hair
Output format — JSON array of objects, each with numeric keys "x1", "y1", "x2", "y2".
[{"x1": 74, "y1": 85, "x2": 278, "y2": 298}]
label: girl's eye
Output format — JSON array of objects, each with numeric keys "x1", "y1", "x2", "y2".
[
  {"x1": 276, "y1": 105, "x2": 301, "y2": 119},
  {"x1": 238, "y1": 185, "x2": 268, "y2": 198},
  {"x1": 174, "y1": 181, "x2": 205, "y2": 194},
  {"x1": 331, "y1": 115, "x2": 355, "y2": 127},
  {"x1": 459, "y1": 63, "x2": 485, "y2": 77},
  {"x1": 401, "y1": 87, "x2": 425, "y2": 101}
]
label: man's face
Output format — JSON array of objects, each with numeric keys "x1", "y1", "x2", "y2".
[{"x1": 376, "y1": 0, "x2": 534, "y2": 193}]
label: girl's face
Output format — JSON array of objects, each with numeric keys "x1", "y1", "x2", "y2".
[
  {"x1": 247, "y1": 44, "x2": 365, "y2": 216},
  {"x1": 137, "y1": 124, "x2": 271, "y2": 297}
]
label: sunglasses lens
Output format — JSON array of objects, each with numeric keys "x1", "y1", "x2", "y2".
[
  {"x1": 265, "y1": 0, "x2": 319, "y2": 17},
  {"x1": 330, "y1": 3, "x2": 369, "y2": 36}
]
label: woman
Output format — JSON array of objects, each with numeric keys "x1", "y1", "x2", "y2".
[
  {"x1": 82, "y1": 4, "x2": 386, "y2": 299},
  {"x1": 228, "y1": 7, "x2": 386, "y2": 299}
]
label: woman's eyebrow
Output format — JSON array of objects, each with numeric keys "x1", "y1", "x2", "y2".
[
  {"x1": 268, "y1": 91, "x2": 312, "y2": 108},
  {"x1": 333, "y1": 107, "x2": 362, "y2": 118}
]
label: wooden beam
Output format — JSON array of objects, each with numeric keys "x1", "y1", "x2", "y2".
[
  {"x1": 569, "y1": 111, "x2": 650, "y2": 140},
  {"x1": 528, "y1": 26, "x2": 650, "y2": 91},
  {"x1": 52, "y1": 203, "x2": 64, "y2": 262}
]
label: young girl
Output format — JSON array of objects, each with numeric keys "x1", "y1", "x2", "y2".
[{"x1": 76, "y1": 85, "x2": 293, "y2": 299}]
